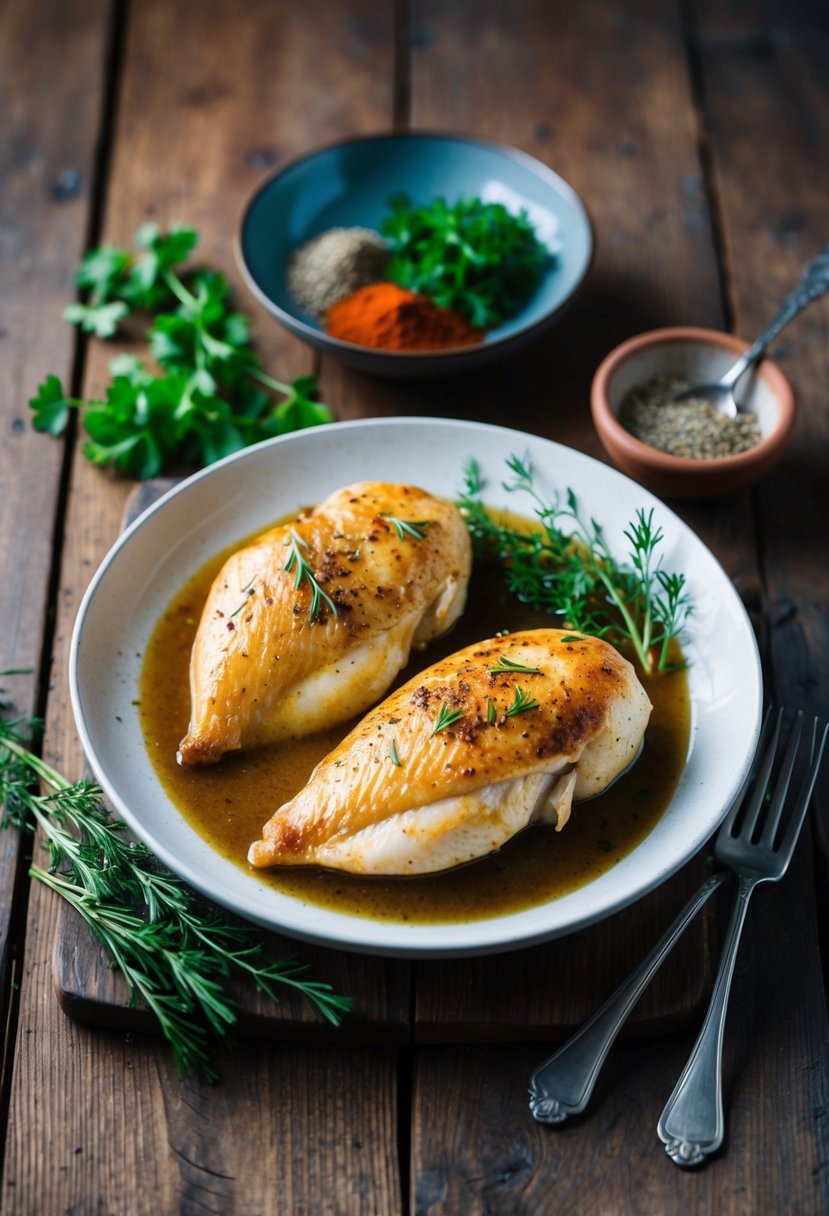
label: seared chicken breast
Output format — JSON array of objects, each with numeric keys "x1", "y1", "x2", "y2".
[
  {"x1": 178, "y1": 482, "x2": 472, "y2": 766},
  {"x1": 248, "y1": 629, "x2": 652, "y2": 874}
]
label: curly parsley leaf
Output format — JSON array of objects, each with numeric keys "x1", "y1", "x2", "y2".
[
  {"x1": 382, "y1": 194, "x2": 554, "y2": 328},
  {"x1": 29, "y1": 374, "x2": 77, "y2": 436},
  {"x1": 31, "y1": 225, "x2": 334, "y2": 477},
  {"x1": 63, "y1": 300, "x2": 129, "y2": 339}
]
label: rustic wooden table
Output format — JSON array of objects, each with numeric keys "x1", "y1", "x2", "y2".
[{"x1": 2, "y1": 1, "x2": 828, "y2": 1211}]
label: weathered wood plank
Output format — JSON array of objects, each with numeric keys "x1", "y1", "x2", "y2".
[
  {"x1": 415, "y1": 856, "x2": 717, "y2": 1042},
  {"x1": 7, "y1": 880, "x2": 401, "y2": 1216},
  {"x1": 692, "y1": 0, "x2": 829, "y2": 947},
  {"x1": 3, "y1": 1, "x2": 404, "y2": 1212},
  {"x1": 0, "y1": 0, "x2": 112, "y2": 1113},
  {"x1": 412, "y1": 845, "x2": 828, "y2": 1215}
]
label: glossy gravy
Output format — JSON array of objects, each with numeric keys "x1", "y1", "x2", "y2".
[{"x1": 139, "y1": 528, "x2": 690, "y2": 924}]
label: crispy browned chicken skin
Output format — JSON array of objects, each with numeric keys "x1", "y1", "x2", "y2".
[
  {"x1": 178, "y1": 482, "x2": 472, "y2": 765},
  {"x1": 248, "y1": 629, "x2": 652, "y2": 874}
]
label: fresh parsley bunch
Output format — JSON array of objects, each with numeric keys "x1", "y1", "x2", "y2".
[
  {"x1": 30, "y1": 224, "x2": 333, "y2": 479},
  {"x1": 381, "y1": 195, "x2": 553, "y2": 329}
]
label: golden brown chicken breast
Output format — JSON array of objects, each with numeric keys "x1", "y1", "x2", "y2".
[
  {"x1": 248, "y1": 628, "x2": 653, "y2": 874},
  {"x1": 178, "y1": 482, "x2": 472, "y2": 765}
]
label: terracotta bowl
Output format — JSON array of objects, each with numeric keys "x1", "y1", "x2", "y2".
[{"x1": 590, "y1": 327, "x2": 796, "y2": 500}]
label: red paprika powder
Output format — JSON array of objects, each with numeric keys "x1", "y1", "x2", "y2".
[{"x1": 326, "y1": 281, "x2": 482, "y2": 351}]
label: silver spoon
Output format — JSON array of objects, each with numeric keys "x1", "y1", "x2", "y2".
[{"x1": 672, "y1": 243, "x2": 829, "y2": 419}]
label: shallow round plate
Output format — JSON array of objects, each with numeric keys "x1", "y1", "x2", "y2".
[
  {"x1": 70, "y1": 419, "x2": 762, "y2": 957},
  {"x1": 236, "y1": 132, "x2": 593, "y2": 376}
]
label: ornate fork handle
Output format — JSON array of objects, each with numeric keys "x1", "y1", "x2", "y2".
[
  {"x1": 727, "y1": 243, "x2": 829, "y2": 387},
  {"x1": 657, "y1": 874, "x2": 756, "y2": 1166},
  {"x1": 529, "y1": 870, "x2": 730, "y2": 1124}
]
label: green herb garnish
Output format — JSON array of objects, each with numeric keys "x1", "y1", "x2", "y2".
[
  {"x1": 380, "y1": 514, "x2": 433, "y2": 542},
  {"x1": 0, "y1": 694, "x2": 350, "y2": 1081},
  {"x1": 381, "y1": 195, "x2": 553, "y2": 329},
  {"x1": 283, "y1": 530, "x2": 338, "y2": 623},
  {"x1": 504, "y1": 686, "x2": 540, "y2": 718},
  {"x1": 229, "y1": 575, "x2": 257, "y2": 619},
  {"x1": 430, "y1": 703, "x2": 464, "y2": 737},
  {"x1": 458, "y1": 456, "x2": 691, "y2": 676},
  {"x1": 488, "y1": 656, "x2": 543, "y2": 675},
  {"x1": 30, "y1": 224, "x2": 334, "y2": 479},
  {"x1": 487, "y1": 699, "x2": 497, "y2": 725},
  {"x1": 389, "y1": 738, "x2": 402, "y2": 767}
]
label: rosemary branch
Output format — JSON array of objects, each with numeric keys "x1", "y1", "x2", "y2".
[
  {"x1": 283, "y1": 529, "x2": 338, "y2": 623},
  {"x1": 0, "y1": 698, "x2": 351, "y2": 1080}
]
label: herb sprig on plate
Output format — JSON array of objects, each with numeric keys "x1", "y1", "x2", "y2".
[
  {"x1": 381, "y1": 195, "x2": 553, "y2": 329},
  {"x1": 30, "y1": 224, "x2": 334, "y2": 479},
  {"x1": 283, "y1": 530, "x2": 338, "y2": 623},
  {"x1": 458, "y1": 456, "x2": 691, "y2": 676},
  {"x1": 0, "y1": 685, "x2": 350, "y2": 1080}
]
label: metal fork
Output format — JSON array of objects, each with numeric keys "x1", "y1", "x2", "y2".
[{"x1": 529, "y1": 709, "x2": 828, "y2": 1161}]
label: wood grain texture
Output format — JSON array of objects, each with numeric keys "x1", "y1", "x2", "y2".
[
  {"x1": 415, "y1": 856, "x2": 717, "y2": 1042},
  {"x1": 412, "y1": 847, "x2": 829, "y2": 1215},
  {"x1": 691, "y1": 0, "x2": 829, "y2": 972},
  {"x1": 3, "y1": 1, "x2": 404, "y2": 1212},
  {"x1": 0, "y1": 0, "x2": 111, "y2": 1117}
]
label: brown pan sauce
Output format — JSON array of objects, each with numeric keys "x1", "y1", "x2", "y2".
[{"x1": 139, "y1": 519, "x2": 690, "y2": 925}]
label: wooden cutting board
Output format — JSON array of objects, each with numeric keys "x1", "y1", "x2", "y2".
[{"x1": 53, "y1": 481, "x2": 718, "y2": 1044}]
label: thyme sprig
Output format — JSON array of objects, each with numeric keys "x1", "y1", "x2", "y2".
[
  {"x1": 380, "y1": 514, "x2": 433, "y2": 542},
  {"x1": 504, "y1": 686, "x2": 540, "y2": 718},
  {"x1": 0, "y1": 704, "x2": 351, "y2": 1080},
  {"x1": 458, "y1": 456, "x2": 692, "y2": 676},
  {"x1": 283, "y1": 529, "x2": 338, "y2": 623},
  {"x1": 488, "y1": 656, "x2": 543, "y2": 675},
  {"x1": 430, "y1": 703, "x2": 464, "y2": 737}
]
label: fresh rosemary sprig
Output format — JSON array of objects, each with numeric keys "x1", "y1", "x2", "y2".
[
  {"x1": 380, "y1": 514, "x2": 433, "y2": 542},
  {"x1": 504, "y1": 686, "x2": 540, "y2": 718},
  {"x1": 488, "y1": 656, "x2": 543, "y2": 675},
  {"x1": 283, "y1": 529, "x2": 338, "y2": 623},
  {"x1": 389, "y1": 738, "x2": 402, "y2": 767},
  {"x1": 458, "y1": 456, "x2": 692, "y2": 676},
  {"x1": 430, "y1": 703, "x2": 464, "y2": 737},
  {"x1": 487, "y1": 699, "x2": 497, "y2": 725},
  {"x1": 0, "y1": 702, "x2": 351, "y2": 1080}
]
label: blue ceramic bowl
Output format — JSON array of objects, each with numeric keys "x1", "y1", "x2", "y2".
[{"x1": 235, "y1": 132, "x2": 593, "y2": 377}]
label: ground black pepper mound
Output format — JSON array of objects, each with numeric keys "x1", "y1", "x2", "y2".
[
  {"x1": 619, "y1": 373, "x2": 763, "y2": 459},
  {"x1": 286, "y1": 227, "x2": 388, "y2": 319}
]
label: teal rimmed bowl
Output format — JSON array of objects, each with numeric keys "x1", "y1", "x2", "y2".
[{"x1": 235, "y1": 132, "x2": 593, "y2": 377}]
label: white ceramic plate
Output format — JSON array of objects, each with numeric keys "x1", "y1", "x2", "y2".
[{"x1": 70, "y1": 418, "x2": 762, "y2": 957}]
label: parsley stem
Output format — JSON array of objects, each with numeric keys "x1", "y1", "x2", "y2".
[
  {"x1": 162, "y1": 268, "x2": 198, "y2": 310},
  {"x1": 248, "y1": 367, "x2": 293, "y2": 396}
]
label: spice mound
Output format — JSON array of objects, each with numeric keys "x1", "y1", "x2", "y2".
[
  {"x1": 619, "y1": 374, "x2": 763, "y2": 459},
  {"x1": 286, "y1": 227, "x2": 388, "y2": 319},
  {"x1": 326, "y1": 281, "x2": 483, "y2": 351}
]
